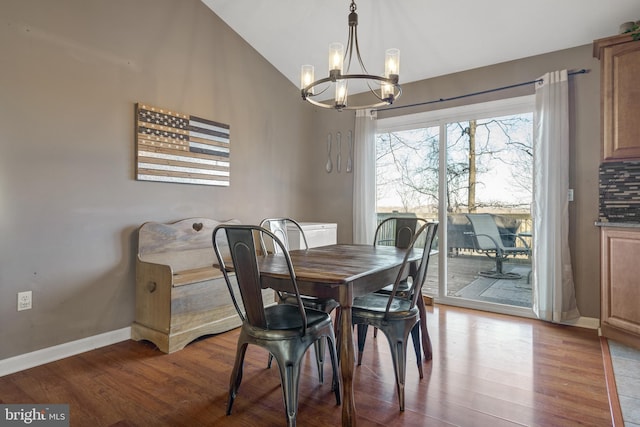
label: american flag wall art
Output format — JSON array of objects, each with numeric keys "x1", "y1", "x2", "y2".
[{"x1": 135, "y1": 103, "x2": 230, "y2": 186}]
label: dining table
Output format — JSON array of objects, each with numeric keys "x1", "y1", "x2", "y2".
[{"x1": 258, "y1": 243, "x2": 422, "y2": 427}]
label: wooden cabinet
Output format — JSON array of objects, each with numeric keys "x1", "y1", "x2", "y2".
[
  {"x1": 593, "y1": 33, "x2": 640, "y2": 161},
  {"x1": 600, "y1": 226, "x2": 640, "y2": 350}
]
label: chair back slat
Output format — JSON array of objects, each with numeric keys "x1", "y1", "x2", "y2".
[
  {"x1": 374, "y1": 216, "x2": 429, "y2": 249},
  {"x1": 213, "y1": 224, "x2": 308, "y2": 333},
  {"x1": 225, "y1": 227, "x2": 268, "y2": 328},
  {"x1": 395, "y1": 218, "x2": 418, "y2": 249}
]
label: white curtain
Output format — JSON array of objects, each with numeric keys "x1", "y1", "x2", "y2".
[
  {"x1": 352, "y1": 109, "x2": 377, "y2": 244},
  {"x1": 532, "y1": 70, "x2": 580, "y2": 322}
]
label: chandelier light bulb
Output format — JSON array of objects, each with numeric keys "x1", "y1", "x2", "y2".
[
  {"x1": 301, "y1": 65, "x2": 315, "y2": 94},
  {"x1": 385, "y1": 48, "x2": 400, "y2": 79},
  {"x1": 329, "y1": 42, "x2": 344, "y2": 76},
  {"x1": 335, "y1": 80, "x2": 348, "y2": 109}
]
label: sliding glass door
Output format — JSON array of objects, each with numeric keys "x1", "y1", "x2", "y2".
[{"x1": 376, "y1": 96, "x2": 535, "y2": 317}]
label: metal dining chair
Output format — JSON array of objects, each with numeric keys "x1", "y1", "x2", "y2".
[
  {"x1": 352, "y1": 222, "x2": 438, "y2": 411},
  {"x1": 260, "y1": 218, "x2": 341, "y2": 384},
  {"x1": 212, "y1": 224, "x2": 341, "y2": 427},
  {"x1": 370, "y1": 216, "x2": 434, "y2": 361}
]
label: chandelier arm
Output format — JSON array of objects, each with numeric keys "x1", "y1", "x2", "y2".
[
  {"x1": 353, "y1": 28, "x2": 369, "y2": 75},
  {"x1": 345, "y1": 27, "x2": 356, "y2": 73}
]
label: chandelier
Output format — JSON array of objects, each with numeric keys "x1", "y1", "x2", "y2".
[{"x1": 300, "y1": 0, "x2": 402, "y2": 111}]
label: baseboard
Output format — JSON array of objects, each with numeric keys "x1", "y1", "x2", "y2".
[
  {"x1": 0, "y1": 327, "x2": 131, "y2": 377},
  {"x1": 561, "y1": 316, "x2": 600, "y2": 330}
]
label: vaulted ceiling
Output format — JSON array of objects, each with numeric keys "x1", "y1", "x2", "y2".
[{"x1": 203, "y1": 0, "x2": 639, "y2": 95}]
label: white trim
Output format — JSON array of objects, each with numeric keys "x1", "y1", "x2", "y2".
[
  {"x1": 435, "y1": 298, "x2": 599, "y2": 329},
  {"x1": 377, "y1": 95, "x2": 535, "y2": 133},
  {"x1": 436, "y1": 297, "x2": 536, "y2": 318},
  {"x1": 0, "y1": 327, "x2": 131, "y2": 377},
  {"x1": 560, "y1": 316, "x2": 600, "y2": 330}
]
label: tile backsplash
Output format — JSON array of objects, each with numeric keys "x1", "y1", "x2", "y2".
[{"x1": 599, "y1": 161, "x2": 640, "y2": 223}]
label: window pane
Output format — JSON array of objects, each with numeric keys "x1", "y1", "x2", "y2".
[
  {"x1": 375, "y1": 126, "x2": 440, "y2": 295},
  {"x1": 445, "y1": 113, "x2": 533, "y2": 305}
]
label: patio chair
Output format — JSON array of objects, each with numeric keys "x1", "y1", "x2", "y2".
[
  {"x1": 213, "y1": 224, "x2": 341, "y2": 427},
  {"x1": 352, "y1": 221, "x2": 438, "y2": 411},
  {"x1": 260, "y1": 218, "x2": 340, "y2": 384},
  {"x1": 465, "y1": 213, "x2": 531, "y2": 280}
]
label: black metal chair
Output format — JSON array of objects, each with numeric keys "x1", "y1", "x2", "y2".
[
  {"x1": 352, "y1": 222, "x2": 438, "y2": 411},
  {"x1": 370, "y1": 216, "x2": 434, "y2": 361},
  {"x1": 213, "y1": 224, "x2": 341, "y2": 427},
  {"x1": 259, "y1": 218, "x2": 341, "y2": 384},
  {"x1": 465, "y1": 213, "x2": 531, "y2": 280},
  {"x1": 374, "y1": 216, "x2": 428, "y2": 250}
]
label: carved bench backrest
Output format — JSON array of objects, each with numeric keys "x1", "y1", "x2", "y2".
[{"x1": 138, "y1": 217, "x2": 240, "y2": 273}]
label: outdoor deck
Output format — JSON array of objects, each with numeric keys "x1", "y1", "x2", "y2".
[{"x1": 422, "y1": 251, "x2": 532, "y2": 308}]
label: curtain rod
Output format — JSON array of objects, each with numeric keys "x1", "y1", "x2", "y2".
[{"x1": 375, "y1": 68, "x2": 590, "y2": 113}]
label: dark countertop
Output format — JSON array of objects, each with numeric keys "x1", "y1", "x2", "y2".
[{"x1": 595, "y1": 221, "x2": 640, "y2": 228}]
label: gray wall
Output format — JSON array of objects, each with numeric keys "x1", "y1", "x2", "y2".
[
  {"x1": 0, "y1": 0, "x2": 318, "y2": 359},
  {"x1": 0, "y1": 0, "x2": 603, "y2": 361}
]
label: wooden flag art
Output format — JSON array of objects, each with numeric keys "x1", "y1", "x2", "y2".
[{"x1": 135, "y1": 103, "x2": 230, "y2": 186}]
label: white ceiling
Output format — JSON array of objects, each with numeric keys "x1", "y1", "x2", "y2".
[{"x1": 202, "y1": 0, "x2": 639, "y2": 95}]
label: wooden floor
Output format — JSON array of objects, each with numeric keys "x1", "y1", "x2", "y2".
[{"x1": 0, "y1": 305, "x2": 612, "y2": 426}]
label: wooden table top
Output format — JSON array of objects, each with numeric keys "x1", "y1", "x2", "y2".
[{"x1": 258, "y1": 243, "x2": 420, "y2": 285}]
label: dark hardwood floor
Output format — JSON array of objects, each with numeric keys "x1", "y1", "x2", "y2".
[{"x1": 0, "y1": 305, "x2": 612, "y2": 426}]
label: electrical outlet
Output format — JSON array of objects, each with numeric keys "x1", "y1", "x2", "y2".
[
  {"x1": 568, "y1": 188, "x2": 574, "y2": 202},
  {"x1": 18, "y1": 291, "x2": 32, "y2": 311}
]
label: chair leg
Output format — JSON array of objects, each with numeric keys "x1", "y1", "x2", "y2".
[
  {"x1": 227, "y1": 342, "x2": 248, "y2": 415},
  {"x1": 380, "y1": 322, "x2": 415, "y2": 412},
  {"x1": 389, "y1": 336, "x2": 408, "y2": 411},
  {"x1": 274, "y1": 358, "x2": 302, "y2": 427},
  {"x1": 416, "y1": 296, "x2": 432, "y2": 361},
  {"x1": 410, "y1": 323, "x2": 423, "y2": 379},
  {"x1": 356, "y1": 324, "x2": 368, "y2": 366},
  {"x1": 333, "y1": 308, "x2": 343, "y2": 364},
  {"x1": 313, "y1": 338, "x2": 325, "y2": 384},
  {"x1": 326, "y1": 333, "x2": 342, "y2": 404}
]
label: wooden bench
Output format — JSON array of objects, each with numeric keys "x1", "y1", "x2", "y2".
[{"x1": 131, "y1": 217, "x2": 272, "y2": 353}]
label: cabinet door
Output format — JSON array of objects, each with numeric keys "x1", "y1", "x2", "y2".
[
  {"x1": 601, "y1": 228, "x2": 640, "y2": 347},
  {"x1": 602, "y1": 41, "x2": 640, "y2": 160}
]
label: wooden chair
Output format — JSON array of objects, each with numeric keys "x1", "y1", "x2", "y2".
[
  {"x1": 213, "y1": 224, "x2": 341, "y2": 427},
  {"x1": 352, "y1": 222, "x2": 439, "y2": 411},
  {"x1": 260, "y1": 218, "x2": 341, "y2": 384}
]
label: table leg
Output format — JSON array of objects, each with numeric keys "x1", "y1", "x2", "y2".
[{"x1": 340, "y1": 305, "x2": 356, "y2": 426}]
